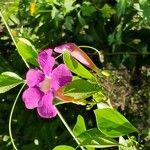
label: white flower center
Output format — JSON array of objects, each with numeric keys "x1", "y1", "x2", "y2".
[{"x1": 40, "y1": 77, "x2": 51, "y2": 93}]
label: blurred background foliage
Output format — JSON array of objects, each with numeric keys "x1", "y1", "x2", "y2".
[{"x1": 0, "y1": 0, "x2": 150, "y2": 149}]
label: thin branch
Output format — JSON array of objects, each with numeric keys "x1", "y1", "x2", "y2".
[
  {"x1": 9, "y1": 83, "x2": 26, "y2": 150},
  {"x1": 56, "y1": 108, "x2": 85, "y2": 150},
  {"x1": 0, "y1": 11, "x2": 30, "y2": 68}
]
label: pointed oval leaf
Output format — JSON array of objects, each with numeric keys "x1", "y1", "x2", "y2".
[
  {"x1": 64, "y1": 79, "x2": 100, "y2": 99},
  {"x1": 73, "y1": 115, "x2": 86, "y2": 136},
  {"x1": 78, "y1": 128, "x2": 118, "y2": 148},
  {"x1": 1, "y1": 72, "x2": 23, "y2": 80},
  {"x1": 17, "y1": 38, "x2": 38, "y2": 66},
  {"x1": 63, "y1": 52, "x2": 95, "y2": 80},
  {"x1": 0, "y1": 72, "x2": 24, "y2": 93},
  {"x1": 94, "y1": 108, "x2": 138, "y2": 137}
]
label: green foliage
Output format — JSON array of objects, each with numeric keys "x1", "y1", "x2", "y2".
[
  {"x1": 73, "y1": 115, "x2": 119, "y2": 149},
  {"x1": 64, "y1": 79, "x2": 100, "y2": 99},
  {"x1": 17, "y1": 38, "x2": 38, "y2": 66},
  {"x1": 78, "y1": 128, "x2": 118, "y2": 148},
  {"x1": 0, "y1": 0, "x2": 150, "y2": 149},
  {"x1": 63, "y1": 0, "x2": 76, "y2": 14},
  {"x1": 0, "y1": 72, "x2": 24, "y2": 93},
  {"x1": 63, "y1": 52, "x2": 95, "y2": 80},
  {"x1": 141, "y1": 0, "x2": 150, "y2": 20},
  {"x1": 94, "y1": 108, "x2": 138, "y2": 137},
  {"x1": 53, "y1": 145, "x2": 75, "y2": 150},
  {"x1": 116, "y1": 0, "x2": 127, "y2": 16},
  {"x1": 81, "y1": 2, "x2": 97, "y2": 17},
  {"x1": 0, "y1": 1, "x2": 19, "y2": 20},
  {"x1": 101, "y1": 4, "x2": 116, "y2": 18},
  {"x1": 73, "y1": 115, "x2": 86, "y2": 137}
]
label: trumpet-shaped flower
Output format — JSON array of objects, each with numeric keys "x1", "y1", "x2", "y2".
[
  {"x1": 22, "y1": 49, "x2": 72, "y2": 118},
  {"x1": 54, "y1": 43, "x2": 97, "y2": 71}
]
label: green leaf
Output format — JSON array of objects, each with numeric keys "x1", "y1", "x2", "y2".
[
  {"x1": 81, "y1": 3, "x2": 96, "y2": 16},
  {"x1": 78, "y1": 11, "x2": 86, "y2": 25},
  {"x1": 51, "y1": 6, "x2": 58, "y2": 19},
  {"x1": 63, "y1": 52, "x2": 95, "y2": 80},
  {"x1": 0, "y1": 72, "x2": 24, "y2": 93},
  {"x1": 78, "y1": 128, "x2": 118, "y2": 148},
  {"x1": 64, "y1": 16, "x2": 74, "y2": 31},
  {"x1": 100, "y1": 4, "x2": 116, "y2": 18},
  {"x1": 1, "y1": 72, "x2": 23, "y2": 80},
  {"x1": 63, "y1": 0, "x2": 75, "y2": 14},
  {"x1": 94, "y1": 108, "x2": 138, "y2": 137},
  {"x1": 73, "y1": 116, "x2": 95, "y2": 150},
  {"x1": 116, "y1": 0, "x2": 126, "y2": 16},
  {"x1": 64, "y1": 79, "x2": 100, "y2": 99},
  {"x1": 73, "y1": 115, "x2": 86, "y2": 136},
  {"x1": 142, "y1": 1, "x2": 150, "y2": 20},
  {"x1": 53, "y1": 145, "x2": 75, "y2": 150},
  {"x1": 17, "y1": 38, "x2": 38, "y2": 66}
]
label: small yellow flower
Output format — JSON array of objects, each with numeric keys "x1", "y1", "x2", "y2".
[{"x1": 30, "y1": 2, "x2": 36, "y2": 16}]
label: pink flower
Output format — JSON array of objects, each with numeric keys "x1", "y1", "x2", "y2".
[
  {"x1": 54, "y1": 43, "x2": 97, "y2": 71},
  {"x1": 22, "y1": 49, "x2": 72, "y2": 118}
]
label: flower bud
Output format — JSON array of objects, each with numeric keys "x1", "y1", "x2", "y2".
[{"x1": 54, "y1": 43, "x2": 97, "y2": 71}]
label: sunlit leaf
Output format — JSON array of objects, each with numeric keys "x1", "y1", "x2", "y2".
[
  {"x1": 64, "y1": 79, "x2": 100, "y2": 99},
  {"x1": 94, "y1": 108, "x2": 138, "y2": 137},
  {"x1": 73, "y1": 115, "x2": 86, "y2": 136},
  {"x1": 63, "y1": 0, "x2": 75, "y2": 14},
  {"x1": 0, "y1": 72, "x2": 24, "y2": 93},
  {"x1": 17, "y1": 38, "x2": 38, "y2": 66},
  {"x1": 78, "y1": 128, "x2": 118, "y2": 148},
  {"x1": 63, "y1": 52, "x2": 95, "y2": 80}
]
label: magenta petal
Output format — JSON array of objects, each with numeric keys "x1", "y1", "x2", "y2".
[
  {"x1": 54, "y1": 43, "x2": 75, "y2": 53},
  {"x1": 22, "y1": 88, "x2": 43, "y2": 109},
  {"x1": 37, "y1": 92, "x2": 57, "y2": 118},
  {"x1": 51, "y1": 64, "x2": 72, "y2": 91},
  {"x1": 26, "y1": 69, "x2": 44, "y2": 87},
  {"x1": 38, "y1": 49, "x2": 55, "y2": 76}
]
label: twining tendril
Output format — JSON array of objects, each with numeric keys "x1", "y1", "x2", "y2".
[
  {"x1": 79, "y1": 45, "x2": 104, "y2": 63},
  {"x1": 9, "y1": 83, "x2": 26, "y2": 150}
]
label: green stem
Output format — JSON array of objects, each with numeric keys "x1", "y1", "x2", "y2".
[
  {"x1": 55, "y1": 54, "x2": 63, "y2": 60},
  {"x1": 9, "y1": 83, "x2": 26, "y2": 150},
  {"x1": 79, "y1": 45, "x2": 104, "y2": 63},
  {"x1": 0, "y1": 11, "x2": 30, "y2": 68},
  {"x1": 80, "y1": 45, "x2": 150, "y2": 55},
  {"x1": 56, "y1": 109, "x2": 85, "y2": 150}
]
